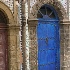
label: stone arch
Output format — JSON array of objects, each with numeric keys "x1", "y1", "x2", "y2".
[
  {"x1": 29, "y1": 0, "x2": 68, "y2": 20},
  {"x1": 28, "y1": 1, "x2": 69, "y2": 70},
  {"x1": 0, "y1": 1, "x2": 19, "y2": 70},
  {"x1": 0, "y1": 1, "x2": 15, "y2": 24}
]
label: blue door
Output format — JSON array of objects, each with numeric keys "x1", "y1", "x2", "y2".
[{"x1": 37, "y1": 5, "x2": 60, "y2": 70}]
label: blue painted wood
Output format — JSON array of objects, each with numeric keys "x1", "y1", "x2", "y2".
[{"x1": 37, "y1": 20, "x2": 60, "y2": 70}]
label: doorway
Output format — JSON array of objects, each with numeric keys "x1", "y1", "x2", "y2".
[
  {"x1": 0, "y1": 10, "x2": 8, "y2": 70},
  {"x1": 37, "y1": 4, "x2": 60, "y2": 70}
]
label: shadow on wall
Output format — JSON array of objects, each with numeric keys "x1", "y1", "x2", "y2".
[{"x1": 0, "y1": 9, "x2": 8, "y2": 24}]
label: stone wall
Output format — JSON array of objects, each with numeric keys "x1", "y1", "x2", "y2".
[
  {"x1": 8, "y1": 27, "x2": 20, "y2": 70},
  {"x1": 29, "y1": 26, "x2": 38, "y2": 70},
  {"x1": 0, "y1": 0, "x2": 14, "y2": 13},
  {"x1": 0, "y1": 0, "x2": 22, "y2": 70},
  {"x1": 26, "y1": 0, "x2": 70, "y2": 70},
  {"x1": 21, "y1": 0, "x2": 70, "y2": 70},
  {"x1": 28, "y1": 21, "x2": 70, "y2": 70},
  {"x1": 60, "y1": 24, "x2": 70, "y2": 70}
]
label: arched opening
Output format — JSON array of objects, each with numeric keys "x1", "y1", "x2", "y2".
[
  {"x1": 37, "y1": 4, "x2": 60, "y2": 70},
  {"x1": 37, "y1": 4, "x2": 59, "y2": 19},
  {"x1": 0, "y1": 10, "x2": 8, "y2": 24},
  {"x1": 0, "y1": 10, "x2": 8, "y2": 70}
]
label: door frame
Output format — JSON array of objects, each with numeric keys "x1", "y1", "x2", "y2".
[{"x1": 0, "y1": 1, "x2": 20, "y2": 70}]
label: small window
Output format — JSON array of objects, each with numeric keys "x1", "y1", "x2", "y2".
[{"x1": 37, "y1": 5, "x2": 56, "y2": 19}]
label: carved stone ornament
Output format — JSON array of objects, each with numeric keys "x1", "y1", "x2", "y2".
[{"x1": 29, "y1": 0, "x2": 68, "y2": 20}]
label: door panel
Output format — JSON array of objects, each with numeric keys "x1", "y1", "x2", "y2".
[
  {"x1": 0, "y1": 27, "x2": 8, "y2": 70},
  {"x1": 37, "y1": 21, "x2": 60, "y2": 70}
]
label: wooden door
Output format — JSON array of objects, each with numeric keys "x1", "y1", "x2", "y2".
[
  {"x1": 37, "y1": 20, "x2": 60, "y2": 70},
  {"x1": 37, "y1": 4, "x2": 60, "y2": 70},
  {"x1": 0, "y1": 24, "x2": 8, "y2": 70}
]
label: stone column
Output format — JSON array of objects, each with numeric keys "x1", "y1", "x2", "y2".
[
  {"x1": 8, "y1": 24, "x2": 20, "y2": 70},
  {"x1": 60, "y1": 20, "x2": 70, "y2": 70},
  {"x1": 28, "y1": 19, "x2": 38, "y2": 70}
]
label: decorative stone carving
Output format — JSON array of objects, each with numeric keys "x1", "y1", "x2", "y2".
[
  {"x1": 29, "y1": 0, "x2": 68, "y2": 20},
  {"x1": 28, "y1": 1, "x2": 70, "y2": 70},
  {"x1": 0, "y1": 0, "x2": 14, "y2": 13},
  {"x1": 28, "y1": 20, "x2": 38, "y2": 70}
]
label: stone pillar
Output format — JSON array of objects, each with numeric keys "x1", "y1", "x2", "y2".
[
  {"x1": 28, "y1": 19, "x2": 38, "y2": 70},
  {"x1": 60, "y1": 20, "x2": 70, "y2": 70},
  {"x1": 8, "y1": 24, "x2": 20, "y2": 70}
]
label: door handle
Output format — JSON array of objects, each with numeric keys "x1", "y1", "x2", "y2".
[{"x1": 45, "y1": 37, "x2": 48, "y2": 44}]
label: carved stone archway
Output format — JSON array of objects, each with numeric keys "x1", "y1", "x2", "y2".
[
  {"x1": 28, "y1": 0, "x2": 69, "y2": 70},
  {"x1": 0, "y1": 1, "x2": 20, "y2": 70},
  {"x1": 0, "y1": 1, "x2": 15, "y2": 25},
  {"x1": 29, "y1": 0, "x2": 68, "y2": 20}
]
